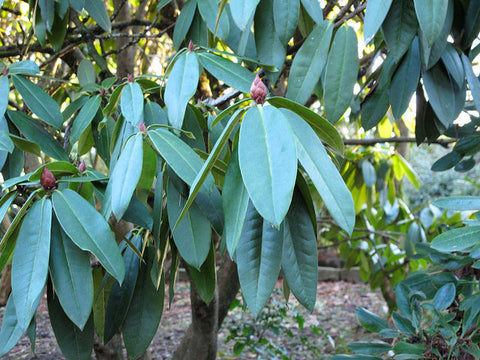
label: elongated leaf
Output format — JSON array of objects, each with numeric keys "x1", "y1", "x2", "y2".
[
  {"x1": 197, "y1": 0, "x2": 229, "y2": 39},
  {"x1": 323, "y1": 25, "x2": 358, "y2": 123},
  {"x1": 442, "y1": 45, "x2": 464, "y2": 89},
  {"x1": 167, "y1": 178, "x2": 211, "y2": 269},
  {"x1": 223, "y1": 148, "x2": 250, "y2": 256},
  {"x1": 431, "y1": 226, "x2": 480, "y2": 253},
  {"x1": 8, "y1": 135, "x2": 40, "y2": 156},
  {"x1": 348, "y1": 341, "x2": 392, "y2": 356},
  {"x1": 254, "y1": 0, "x2": 285, "y2": 82},
  {"x1": 230, "y1": 0, "x2": 259, "y2": 30},
  {"x1": 283, "y1": 109, "x2": 354, "y2": 234},
  {"x1": 104, "y1": 235, "x2": 142, "y2": 343},
  {"x1": 282, "y1": 189, "x2": 317, "y2": 311},
  {"x1": 273, "y1": 0, "x2": 300, "y2": 45},
  {"x1": 121, "y1": 82, "x2": 144, "y2": 126},
  {"x1": 84, "y1": 0, "x2": 111, "y2": 32},
  {"x1": 77, "y1": 59, "x2": 97, "y2": 87},
  {"x1": 268, "y1": 96, "x2": 344, "y2": 154},
  {"x1": 414, "y1": 0, "x2": 448, "y2": 46},
  {"x1": 148, "y1": 128, "x2": 215, "y2": 194},
  {"x1": 433, "y1": 283, "x2": 456, "y2": 310},
  {"x1": 0, "y1": 132, "x2": 13, "y2": 153},
  {"x1": 47, "y1": 283, "x2": 94, "y2": 360},
  {"x1": 70, "y1": 95, "x2": 101, "y2": 144},
  {"x1": 382, "y1": 0, "x2": 418, "y2": 62},
  {"x1": 286, "y1": 21, "x2": 333, "y2": 105},
  {"x1": 12, "y1": 198, "x2": 52, "y2": 331},
  {"x1": 174, "y1": 109, "x2": 244, "y2": 230},
  {"x1": 300, "y1": 0, "x2": 322, "y2": 23},
  {"x1": 52, "y1": 189, "x2": 125, "y2": 283},
  {"x1": 11, "y1": 75, "x2": 63, "y2": 129},
  {"x1": 110, "y1": 134, "x2": 144, "y2": 220},
  {"x1": 188, "y1": 243, "x2": 216, "y2": 304},
  {"x1": 0, "y1": 76, "x2": 9, "y2": 118},
  {"x1": 0, "y1": 192, "x2": 16, "y2": 226},
  {"x1": 172, "y1": 0, "x2": 197, "y2": 49},
  {"x1": 8, "y1": 61, "x2": 40, "y2": 75},
  {"x1": 236, "y1": 202, "x2": 283, "y2": 316},
  {"x1": 390, "y1": 38, "x2": 421, "y2": 119},
  {"x1": 123, "y1": 248, "x2": 164, "y2": 359},
  {"x1": 434, "y1": 196, "x2": 480, "y2": 211},
  {"x1": 198, "y1": 52, "x2": 255, "y2": 93},
  {"x1": 355, "y1": 308, "x2": 390, "y2": 333},
  {"x1": 364, "y1": 0, "x2": 393, "y2": 44},
  {"x1": 0, "y1": 296, "x2": 24, "y2": 357},
  {"x1": 462, "y1": 53, "x2": 480, "y2": 113},
  {"x1": 239, "y1": 106, "x2": 297, "y2": 227},
  {"x1": 462, "y1": 0, "x2": 480, "y2": 50},
  {"x1": 165, "y1": 51, "x2": 199, "y2": 130},
  {"x1": 49, "y1": 216, "x2": 93, "y2": 330},
  {"x1": 8, "y1": 110, "x2": 69, "y2": 161}
]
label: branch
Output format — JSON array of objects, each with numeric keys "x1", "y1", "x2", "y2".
[{"x1": 343, "y1": 136, "x2": 456, "y2": 147}]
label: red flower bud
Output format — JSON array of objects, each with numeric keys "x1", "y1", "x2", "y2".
[
  {"x1": 188, "y1": 40, "x2": 194, "y2": 52},
  {"x1": 139, "y1": 121, "x2": 147, "y2": 133},
  {"x1": 250, "y1": 74, "x2": 267, "y2": 105},
  {"x1": 41, "y1": 167, "x2": 56, "y2": 190},
  {"x1": 78, "y1": 160, "x2": 86, "y2": 173},
  {"x1": 2, "y1": 66, "x2": 7, "y2": 76},
  {"x1": 127, "y1": 74, "x2": 134, "y2": 82}
]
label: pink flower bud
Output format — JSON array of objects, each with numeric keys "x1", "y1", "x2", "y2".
[
  {"x1": 2, "y1": 66, "x2": 7, "y2": 76},
  {"x1": 101, "y1": 88, "x2": 107, "y2": 97},
  {"x1": 250, "y1": 74, "x2": 267, "y2": 105},
  {"x1": 139, "y1": 121, "x2": 147, "y2": 133},
  {"x1": 127, "y1": 74, "x2": 134, "y2": 82},
  {"x1": 78, "y1": 160, "x2": 86, "y2": 173},
  {"x1": 41, "y1": 167, "x2": 56, "y2": 190},
  {"x1": 188, "y1": 40, "x2": 194, "y2": 52}
]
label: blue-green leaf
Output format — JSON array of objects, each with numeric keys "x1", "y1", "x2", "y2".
[
  {"x1": 12, "y1": 198, "x2": 52, "y2": 331},
  {"x1": 121, "y1": 82, "x2": 144, "y2": 126},
  {"x1": 431, "y1": 226, "x2": 480, "y2": 253},
  {"x1": 434, "y1": 196, "x2": 480, "y2": 211},
  {"x1": 273, "y1": 0, "x2": 300, "y2": 45},
  {"x1": 323, "y1": 25, "x2": 358, "y2": 123},
  {"x1": 84, "y1": 0, "x2": 111, "y2": 32},
  {"x1": 165, "y1": 51, "x2": 200, "y2": 130},
  {"x1": 433, "y1": 283, "x2": 456, "y2": 310},
  {"x1": 198, "y1": 0, "x2": 230, "y2": 39},
  {"x1": 462, "y1": 53, "x2": 480, "y2": 113},
  {"x1": 70, "y1": 95, "x2": 101, "y2": 144},
  {"x1": 172, "y1": 0, "x2": 197, "y2": 49},
  {"x1": 355, "y1": 307, "x2": 390, "y2": 333},
  {"x1": 286, "y1": 20, "x2": 333, "y2": 105},
  {"x1": 11, "y1": 75, "x2": 63, "y2": 129},
  {"x1": 8, "y1": 61, "x2": 40, "y2": 75},
  {"x1": 414, "y1": 0, "x2": 448, "y2": 46},
  {"x1": 52, "y1": 189, "x2": 125, "y2": 283},
  {"x1": 300, "y1": 0, "x2": 322, "y2": 23},
  {"x1": 363, "y1": 0, "x2": 393, "y2": 44},
  {"x1": 230, "y1": 0, "x2": 259, "y2": 31},
  {"x1": 0, "y1": 76, "x2": 9, "y2": 118},
  {"x1": 0, "y1": 296, "x2": 24, "y2": 357},
  {"x1": 238, "y1": 106, "x2": 297, "y2": 227}
]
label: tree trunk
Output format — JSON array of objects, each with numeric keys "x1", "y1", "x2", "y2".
[{"x1": 172, "y1": 253, "x2": 240, "y2": 360}]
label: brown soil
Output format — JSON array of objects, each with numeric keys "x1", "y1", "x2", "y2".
[{"x1": 0, "y1": 281, "x2": 387, "y2": 360}]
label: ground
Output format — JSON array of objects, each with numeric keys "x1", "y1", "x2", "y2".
[{"x1": 0, "y1": 280, "x2": 387, "y2": 360}]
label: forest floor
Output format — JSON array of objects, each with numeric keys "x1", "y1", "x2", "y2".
[{"x1": 0, "y1": 280, "x2": 387, "y2": 360}]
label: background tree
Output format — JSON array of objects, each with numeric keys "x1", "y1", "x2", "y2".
[{"x1": 0, "y1": 0, "x2": 479, "y2": 359}]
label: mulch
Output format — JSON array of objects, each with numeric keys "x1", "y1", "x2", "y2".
[{"x1": 0, "y1": 280, "x2": 387, "y2": 359}]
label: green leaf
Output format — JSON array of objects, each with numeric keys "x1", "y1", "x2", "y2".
[
  {"x1": 52, "y1": 189, "x2": 125, "y2": 283},
  {"x1": 39, "y1": 0, "x2": 55, "y2": 30},
  {"x1": 390, "y1": 38, "x2": 421, "y2": 119},
  {"x1": 198, "y1": 0, "x2": 230, "y2": 39},
  {"x1": 230, "y1": 0, "x2": 259, "y2": 31},
  {"x1": 198, "y1": 52, "x2": 255, "y2": 94},
  {"x1": 462, "y1": 53, "x2": 480, "y2": 113},
  {"x1": 392, "y1": 311, "x2": 416, "y2": 336},
  {"x1": 382, "y1": 0, "x2": 418, "y2": 62},
  {"x1": 332, "y1": 356, "x2": 383, "y2": 360},
  {"x1": 442, "y1": 45, "x2": 464, "y2": 89},
  {"x1": 355, "y1": 307, "x2": 390, "y2": 333},
  {"x1": 8, "y1": 135, "x2": 41, "y2": 156},
  {"x1": 77, "y1": 59, "x2": 97, "y2": 87},
  {"x1": 167, "y1": 178, "x2": 211, "y2": 269},
  {"x1": 110, "y1": 134, "x2": 144, "y2": 220},
  {"x1": 273, "y1": 0, "x2": 300, "y2": 45},
  {"x1": 0, "y1": 131, "x2": 14, "y2": 153},
  {"x1": 431, "y1": 151, "x2": 462, "y2": 172},
  {"x1": 47, "y1": 282, "x2": 94, "y2": 360},
  {"x1": 268, "y1": 96, "x2": 344, "y2": 154},
  {"x1": 47, "y1": 9, "x2": 69, "y2": 52},
  {"x1": 236, "y1": 202, "x2": 283, "y2": 316},
  {"x1": 187, "y1": 242, "x2": 216, "y2": 304},
  {"x1": 300, "y1": 0, "x2": 322, "y2": 23},
  {"x1": 223, "y1": 148, "x2": 250, "y2": 256},
  {"x1": 8, "y1": 61, "x2": 39, "y2": 75},
  {"x1": 434, "y1": 196, "x2": 480, "y2": 211},
  {"x1": 433, "y1": 283, "x2": 456, "y2": 311},
  {"x1": 173, "y1": 109, "x2": 243, "y2": 230},
  {"x1": 323, "y1": 25, "x2": 359, "y2": 123},
  {"x1": 11, "y1": 75, "x2": 63, "y2": 129},
  {"x1": 431, "y1": 226, "x2": 480, "y2": 253},
  {"x1": 462, "y1": 0, "x2": 480, "y2": 50},
  {"x1": 0, "y1": 296, "x2": 24, "y2": 357},
  {"x1": 360, "y1": 88, "x2": 390, "y2": 131},
  {"x1": 0, "y1": 76, "x2": 9, "y2": 118},
  {"x1": 363, "y1": 0, "x2": 393, "y2": 44},
  {"x1": 70, "y1": 95, "x2": 101, "y2": 144},
  {"x1": 286, "y1": 20, "x2": 333, "y2": 105},
  {"x1": 12, "y1": 198, "x2": 52, "y2": 331},
  {"x1": 121, "y1": 82, "x2": 144, "y2": 126},
  {"x1": 361, "y1": 160, "x2": 377, "y2": 188},
  {"x1": 8, "y1": 110, "x2": 69, "y2": 161},
  {"x1": 283, "y1": 109, "x2": 354, "y2": 234},
  {"x1": 414, "y1": 0, "x2": 448, "y2": 46},
  {"x1": 254, "y1": 0, "x2": 286, "y2": 83},
  {"x1": 84, "y1": 0, "x2": 111, "y2": 32},
  {"x1": 165, "y1": 51, "x2": 200, "y2": 130},
  {"x1": 422, "y1": 62, "x2": 458, "y2": 128},
  {"x1": 148, "y1": 128, "x2": 215, "y2": 194},
  {"x1": 348, "y1": 341, "x2": 392, "y2": 356},
  {"x1": 49, "y1": 216, "x2": 93, "y2": 331},
  {"x1": 123, "y1": 248, "x2": 164, "y2": 360},
  {"x1": 282, "y1": 188, "x2": 317, "y2": 311},
  {"x1": 172, "y1": 0, "x2": 197, "y2": 49},
  {"x1": 104, "y1": 235, "x2": 142, "y2": 343},
  {"x1": 238, "y1": 106, "x2": 297, "y2": 227}
]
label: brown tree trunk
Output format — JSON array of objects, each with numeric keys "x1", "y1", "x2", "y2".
[{"x1": 172, "y1": 253, "x2": 240, "y2": 360}]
